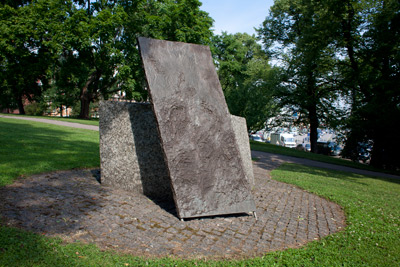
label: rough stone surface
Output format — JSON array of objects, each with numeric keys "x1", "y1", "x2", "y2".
[
  {"x1": 0, "y1": 154, "x2": 346, "y2": 260},
  {"x1": 99, "y1": 101, "x2": 171, "y2": 200},
  {"x1": 138, "y1": 37, "x2": 256, "y2": 219},
  {"x1": 231, "y1": 115, "x2": 255, "y2": 188},
  {"x1": 99, "y1": 102, "x2": 254, "y2": 203}
]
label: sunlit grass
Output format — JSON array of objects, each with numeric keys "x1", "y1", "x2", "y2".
[{"x1": 0, "y1": 118, "x2": 99, "y2": 186}]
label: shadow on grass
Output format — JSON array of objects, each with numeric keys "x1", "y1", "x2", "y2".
[
  {"x1": 0, "y1": 169, "x2": 108, "y2": 236},
  {"x1": 250, "y1": 141, "x2": 400, "y2": 177},
  {"x1": 280, "y1": 163, "x2": 400, "y2": 185},
  {"x1": 254, "y1": 155, "x2": 400, "y2": 186}
]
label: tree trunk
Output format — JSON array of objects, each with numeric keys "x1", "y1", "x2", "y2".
[
  {"x1": 79, "y1": 71, "x2": 99, "y2": 119},
  {"x1": 342, "y1": 1, "x2": 361, "y2": 110},
  {"x1": 16, "y1": 94, "x2": 25, "y2": 115},
  {"x1": 309, "y1": 104, "x2": 319, "y2": 153},
  {"x1": 306, "y1": 66, "x2": 319, "y2": 153},
  {"x1": 79, "y1": 96, "x2": 91, "y2": 119}
]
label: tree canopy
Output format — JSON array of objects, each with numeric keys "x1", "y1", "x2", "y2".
[
  {"x1": 212, "y1": 32, "x2": 279, "y2": 130},
  {"x1": 0, "y1": 0, "x2": 213, "y2": 118},
  {"x1": 2, "y1": 0, "x2": 399, "y2": 169},
  {"x1": 258, "y1": 0, "x2": 400, "y2": 169},
  {"x1": 258, "y1": 0, "x2": 346, "y2": 152}
]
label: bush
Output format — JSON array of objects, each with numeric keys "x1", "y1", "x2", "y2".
[{"x1": 24, "y1": 102, "x2": 48, "y2": 116}]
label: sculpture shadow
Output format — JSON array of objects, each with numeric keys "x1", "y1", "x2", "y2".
[
  {"x1": 0, "y1": 120, "x2": 107, "y2": 236},
  {"x1": 128, "y1": 104, "x2": 177, "y2": 217}
]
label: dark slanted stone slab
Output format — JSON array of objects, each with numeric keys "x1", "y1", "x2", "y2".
[{"x1": 138, "y1": 37, "x2": 256, "y2": 219}]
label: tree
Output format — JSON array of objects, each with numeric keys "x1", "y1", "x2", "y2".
[
  {"x1": 211, "y1": 32, "x2": 279, "y2": 130},
  {"x1": 0, "y1": 1, "x2": 54, "y2": 113},
  {"x1": 339, "y1": 0, "x2": 400, "y2": 169},
  {"x1": 119, "y1": 0, "x2": 214, "y2": 102},
  {"x1": 258, "y1": 0, "x2": 344, "y2": 153},
  {"x1": 259, "y1": 0, "x2": 400, "y2": 168},
  {"x1": 1, "y1": 0, "x2": 213, "y2": 118},
  {"x1": 55, "y1": 0, "x2": 214, "y2": 118},
  {"x1": 44, "y1": 0, "x2": 131, "y2": 119}
]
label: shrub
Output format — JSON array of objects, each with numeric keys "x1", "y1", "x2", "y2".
[{"x1": 24, "y1": 102, "x2": 48, "y2": 116}]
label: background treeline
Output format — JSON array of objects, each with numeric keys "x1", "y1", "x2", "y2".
[
  {"x1": 0, "y1": 0, "x2": 213, "y2": 118},
  {"x1": 258, "y1": 0, "x2": 400, "y2": 170},
  {"x1": 1, "y1": 0, "x2": 399, "y2": 170}
]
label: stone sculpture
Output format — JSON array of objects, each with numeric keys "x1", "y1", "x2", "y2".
[
  {"x1": 138, "y1": 37, "x2": 256, "y2": 219},
  {"x1": 99, "y1": 102, "x2": 255, "y2": 204}
]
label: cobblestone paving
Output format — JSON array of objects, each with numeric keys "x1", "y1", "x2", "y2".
[{"x1": 0, "y1": 157, "x2": 346, "y2": 259}]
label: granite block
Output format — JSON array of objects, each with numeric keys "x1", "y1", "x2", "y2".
[
  {"x1": 99, "y1": 101, "x2": 171, "y2": 200},
  {"x1": 231, "y1": 115, "x2": 255, "y2": 188}
]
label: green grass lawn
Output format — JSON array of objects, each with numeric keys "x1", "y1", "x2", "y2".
[
  {"x1": 1, "y1": 118, "x2": 399, "y2": 266},
  {"x1": 0, "y1": 118, "x2": 99, "y2": 187}
]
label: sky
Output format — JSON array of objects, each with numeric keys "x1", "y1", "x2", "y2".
[{"x1": 199, "y1": 0, "x2": 275, "y2": 36}]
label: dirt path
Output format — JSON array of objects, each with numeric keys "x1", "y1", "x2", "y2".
[
  {"x1": 0, "y1": 114, "x2": 98, "y2": 131},
  {"x1": 251, "y1": 150, "x2": 400, "y2": 180}
]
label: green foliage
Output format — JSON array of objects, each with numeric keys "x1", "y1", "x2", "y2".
[
  {"x1": 211, "y1": 32, "x2": 279, "y2": 130},
  {"x1": 0, "y1": 0, "x2": 214, "y2": 118},
  {"x1": 0, "y1": 1, "x2": 54, "y2": 113},
  {"x1": 258, "y1": 0, "x2": 400, "y2": 170},
  {"x1": 24, "y1": 102, "x2": 48, "y2": 116},
  {"x1": 258, "y1": 0, "x2": 345, "y2": 153},
  {"x1": 339, "y1": 0, "x2": 400, "y2": 170},
  {"x1": 139, "y1": 0, "x2": 213, "y2": 45}
]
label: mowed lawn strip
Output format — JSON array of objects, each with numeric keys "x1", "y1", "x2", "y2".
[{"x1": 1, "y1": 118, "x2": 399, "y2": 266}]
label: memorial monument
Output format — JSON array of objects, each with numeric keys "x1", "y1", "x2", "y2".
[
  {"x1": 138, "y1": 37, "x2": 256, "y2": 219},
  {"x1": 99, "y1": 102, "x2": 255, "y2": 202}
]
